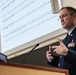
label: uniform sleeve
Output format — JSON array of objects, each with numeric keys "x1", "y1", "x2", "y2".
[{"x1": 65, "y1": 42, "x2": 76, "y2": 65}]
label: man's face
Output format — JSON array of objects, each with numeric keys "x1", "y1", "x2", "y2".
[{"x1": 59, "y1": 9, "x2": 75, "y2": 31}]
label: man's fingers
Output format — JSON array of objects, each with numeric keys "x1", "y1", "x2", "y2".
[
  {"x1": 49, "y1": 46, "x2": 51, "y2": 52},
  {"x1": 59, "y1": 39, "x2": 63, "y2": 45},
  {"x1": 52, "y1": 46, "x2": 58, "y2": 49}
]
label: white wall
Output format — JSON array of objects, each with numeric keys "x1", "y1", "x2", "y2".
[{"x1": 62, "y1": 0, "x2": 76, "y2": 8}]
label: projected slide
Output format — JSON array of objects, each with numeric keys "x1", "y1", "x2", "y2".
[{"x1": 0, "y1": 0, "x2": 62, "y2": 54}]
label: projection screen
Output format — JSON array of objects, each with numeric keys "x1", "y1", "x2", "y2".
[{"x1": 0, "y1": 0, "x2": 66, "y2": 55}]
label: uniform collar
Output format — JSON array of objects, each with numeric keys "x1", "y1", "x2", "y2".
[{"x1": 68, "y1": 26, "x2": 76, "y2": 35}]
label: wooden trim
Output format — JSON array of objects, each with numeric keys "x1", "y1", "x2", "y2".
[{"x1": 0, "y1": 62, "x2": 69, "y2": 75}]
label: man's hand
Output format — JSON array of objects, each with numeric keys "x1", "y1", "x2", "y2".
[
  {"x1": 52, "y1": 39, "x2": 68, "y2": 56},
  {"x1": 46, "y1": 46, "x2": 54, "y2": 60}
]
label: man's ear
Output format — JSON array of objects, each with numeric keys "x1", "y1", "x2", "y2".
[
  {"x1": 72, "y1": 14, "x2": 76, "y2": 18},
  {"x1": 73, "y1": 14, "x2": 76, "y2": 24}
]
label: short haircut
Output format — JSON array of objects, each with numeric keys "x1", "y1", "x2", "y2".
[{"x1": 59, "y1": 6, "x2": 76, "y2": 15}]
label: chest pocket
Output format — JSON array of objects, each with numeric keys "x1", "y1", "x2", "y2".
[{"x1": 67, "y1": 36, "x2": 76, "y2": 50}]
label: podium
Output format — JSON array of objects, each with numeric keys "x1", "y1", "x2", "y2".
[{"x1": 0, "y1": 62, "x2": 69, "y2": 75}]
